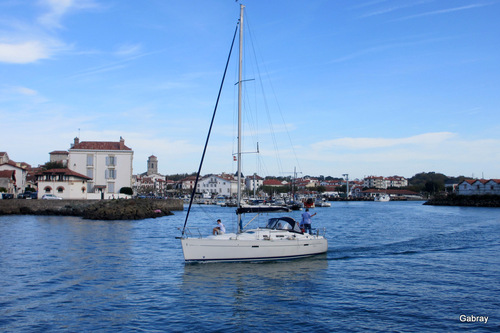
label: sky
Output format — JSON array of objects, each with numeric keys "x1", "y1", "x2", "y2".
[{"x1": 1, "y1": 0, "x2": 499, "y2": 180}]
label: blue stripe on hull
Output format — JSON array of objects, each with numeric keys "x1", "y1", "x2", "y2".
[{"x1": 184, "y1": 252, "x2": 326, "y2": 263}]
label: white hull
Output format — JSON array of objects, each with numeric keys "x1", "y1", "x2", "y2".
[
  {"x1": 181, "y1": 229, "x2": 327, "y2": 262},
  {"x1": 374, "y1": 194, "x2": 390, "y2": 202}
]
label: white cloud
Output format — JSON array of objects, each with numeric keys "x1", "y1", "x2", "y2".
[
  {"x1": 396, "y1": 3, "x2": 494, "y2": 21},
  {"x1": 289, "y1": 132, "x2": 500, "y2": 178},
  {"x1": 9, "y1": 86, "x2": 39, "y2": 96},
  {"x1": 115, "y1": 43, "x2": 142, "y2": 57},
  {"x1": 37, "y1": 0, "x2": 100, "y2": 29},
  {"x1": 314, "y1": 132, "x2": 456, "y2": 150},
  {"x1": 37, "y1": 0, "x2": 74, "y2": 28},
  {"x1": 0, "y1": 0, "x2": 99, "y2": 64},
  {"x1": 0, "y1": 41, "x2": 51, "y2": 63}
]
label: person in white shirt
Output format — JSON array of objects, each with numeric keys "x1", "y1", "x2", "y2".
[{"x1": 213, "y1": 219, "x2": 226, "y2": 235}]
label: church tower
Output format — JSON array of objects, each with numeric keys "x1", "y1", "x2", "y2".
[{"x1": 147, "y1": 155, "x2": 158, "y2": 176}]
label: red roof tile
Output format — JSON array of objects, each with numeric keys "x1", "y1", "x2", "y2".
[
  {"x1": 35, "y1": 168, "x2": 91, "y2": 180},
  {"x1": 71, "y1": 141, "x2": 132, "y2": 151},
  {"x1": 0, "y1": 170, "x2": 15, "y2": 179}
]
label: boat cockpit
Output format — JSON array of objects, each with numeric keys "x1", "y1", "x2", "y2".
[{"x1": 265, "y1": 217, "x2": 302, "y2": 233}]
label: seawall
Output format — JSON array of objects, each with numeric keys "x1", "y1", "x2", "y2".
[
  {"x1": 0, "y1": 198, "x2": 184, "y2": 220},
  {"x1": 424, "y1": 194, "x2": 500, "y2": 207}
]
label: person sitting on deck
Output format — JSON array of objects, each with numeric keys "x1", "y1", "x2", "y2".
[{"x1": 213, "y1": 219, "x2": 226, "y2": 235}]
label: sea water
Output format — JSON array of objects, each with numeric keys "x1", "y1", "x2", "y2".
[{"x1": 1, "y1": 201, "x2": 499, "y2": 332}]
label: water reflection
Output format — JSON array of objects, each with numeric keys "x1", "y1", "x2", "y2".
[{"x1": 178, "y1": 255, "x2": 329, "y2": 330}]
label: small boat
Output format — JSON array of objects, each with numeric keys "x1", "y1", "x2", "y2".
[
  {"x1": 374, "y1": 193, "x2": 390, "y2": 202},
  {"x1": 315, "y1": 197, "x2": 331, "y2": 207},
  {"x1": 179, "y1": 4, "x2": 327, "y2": 263},
  {"x1": 303, "y1": 197, "x2": 315, "y2": 208}
]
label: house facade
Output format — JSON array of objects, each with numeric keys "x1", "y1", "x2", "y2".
[
  {"x1": 0, "y1": 170, "x2": 16, "y2": 194},
  {"x1": 49, "y1": 151, "x2": 69, "y2": 167},
  {"x1": 457, "y1": 179, "x2": 500, "y2": 195},
  {"x1": 385, "y1": 176, "x2": 408, "y2": 188},
  {"x1": 133, "y1": 174, "x2": 167, "y2": 197},
  {"x1": 181, "y1": 176, "x2": 197, "y2": 191},
  {"x1": 197, "y1": 174, "x2": 238, "y2": 197},
  {"x1": 35, "y1": 169, "x2": 91, "y2": 199},
  {"x1": 363, "y1": 175, "x2": 408, "y2": 189},
  {"x1": 245, "y1": 174, "x2": 263, "y2": 193},
  {"x1": 364, "y1": 176, "x2": 386, "y2": 189},
  {"x1": 0, "y1": 152, "x2": 29, "y2": 194},
  {"x1": 68, "y1": 137, "x2": 133, "y2": 199}
]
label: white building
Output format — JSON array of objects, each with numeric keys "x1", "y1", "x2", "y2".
[
  {"x1": 363, "y1": 176, "x2": 386, "y2": 189},
  {"x1": 0, "y1": 152, "x2": 29, "y2": 194},
  {"x1": 457, "y1": 179, "x2": 500, "y2": 195},
  {"x1": 68, "y1": 137, "x2": 133, "y2": 199},
  {"x1": 0, "y1": 170, "x2": 16, "y2": 195},
  {"x1": 245, "y1": 174, "x2": 263, "y2": 193},
  {"x1": 35, "y1": 169, "x2": 91, "y2": 199},
  {"x1": 385, "y1": 176, "x2": 408, "y2": 188},
  {"x1": 457, "y1": 179, "x2": 475, "y2": 195},
  {"x1": 197, "y1": 174, "x2": 239, "y2": 197},
  {"x1": 484, "y1": 179, "x2": 500, "y2": 194},
  {"x1": 181, "y1": 176, "x2": 197, "y2": 191}
]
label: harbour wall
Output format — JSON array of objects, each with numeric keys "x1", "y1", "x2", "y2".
[{"x1": 0, "y1": 198, "x2": 184, "y2": 220}]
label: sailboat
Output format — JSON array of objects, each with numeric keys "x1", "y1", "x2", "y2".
[{"x1": 179, "y1": 4, "x2": 328, "y2": 263}]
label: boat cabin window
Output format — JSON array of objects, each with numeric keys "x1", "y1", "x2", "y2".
[{"x1": 266, "y1": 218, "x2": 298, "y2": 231}]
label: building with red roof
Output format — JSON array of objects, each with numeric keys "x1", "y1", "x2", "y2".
[{"x1": 68, "y1": 137, "x2": 134, "y2": 199}]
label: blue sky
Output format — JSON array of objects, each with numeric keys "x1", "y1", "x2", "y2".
[{"x1": 1, "y1": 0, "x2": 499, "y2": 180}]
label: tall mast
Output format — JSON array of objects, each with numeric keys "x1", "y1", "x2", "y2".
[{"x1": 237, "y1": 4, "x2": 244, "y2": 233}]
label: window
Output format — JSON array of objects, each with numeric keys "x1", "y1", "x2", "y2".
[
  {"x1": 87, "y1": 154, "x2": 94, "y2": 166},
  {"x1": 44, "y1": 186, "x2": 52, "y2": 193},
  {"x1": 106, "y1": 156, "x2": 116, "y2": 166},
  {"x1": 87, "y1": 168, "x2": 93, "y2": 178},
  {"x1": 105, "y1": 169, "x2": 116, "y2": 179},
  {"x1": 88, "y1": 182, "x2": 94, "y2": 193},
  {"x1": 108, "y1": 182, "x2": 115, "y2": 193},
  {"x1": 57, "y1": 187, "x2": 64, "y2": 193}
]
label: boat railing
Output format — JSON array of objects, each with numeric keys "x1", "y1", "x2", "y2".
[
  {"x1": 179, "y1": 227, "x2": 203, "y2": 239},
  {"x1": 311, "y1": 227, "x2": 327, "y2": 237}
]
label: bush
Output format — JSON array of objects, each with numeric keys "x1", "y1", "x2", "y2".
[{"x1": 120, "y1": 187, "x2": 133, "y2": 195}]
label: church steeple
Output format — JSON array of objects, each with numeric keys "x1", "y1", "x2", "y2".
[{"x1": 147, "y1": 155, "x2": 158, "y2": 176}]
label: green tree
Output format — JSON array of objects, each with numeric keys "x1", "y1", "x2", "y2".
[
  {"x1": 42, "y1": 161, "x2": 64, "y2": 170},
  {"x1": 424, "y1": 181, "x2": 443, "y2": 194}
]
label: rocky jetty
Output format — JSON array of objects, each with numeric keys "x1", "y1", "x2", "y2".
[
  {"x1": 0, "y1": 198, "x2": 183, "y2": 220},
  {"x1": 424, "y1": 194, "x2": 500, "y2": 207}
]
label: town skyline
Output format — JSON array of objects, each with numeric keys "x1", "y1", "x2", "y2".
[{"x1": 2, "y1": 1, "x2": 499, "y2": 179}]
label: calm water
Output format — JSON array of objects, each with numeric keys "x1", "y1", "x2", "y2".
[{"x1": 1, "y1": 201, "x2": 499, "y2": 332}]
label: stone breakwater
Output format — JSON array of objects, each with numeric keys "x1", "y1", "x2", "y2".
[
  {"x1": 0, "y1": 198, "x2": 183, "y2": 220},
  {"x1": 424, "y1": 194, "x2": 500, "y2": 207}
]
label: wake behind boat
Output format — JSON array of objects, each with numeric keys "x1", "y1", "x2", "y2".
[{"x1": 179, "y1": 4, "x2": 327, "y2": 263}]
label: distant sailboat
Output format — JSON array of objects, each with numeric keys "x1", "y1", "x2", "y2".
[{"x1": 179, "y1": 4, "x2": 328, "y2": 262}]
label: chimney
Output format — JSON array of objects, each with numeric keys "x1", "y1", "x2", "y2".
[
  {"x1": 72, "y1": 137, "x2": 80, "y2": 148},
  {"x1": 119, "y1": 136, "x2": 125, "y2": 150}
]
